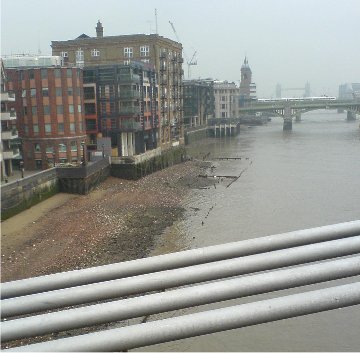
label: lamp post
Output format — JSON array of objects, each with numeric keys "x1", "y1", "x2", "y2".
[
  {"x1": 19, "y1": 160, "x2": 24, "y2": 178},
  {"x1": 102, "y1": 143, "x2": 105, "y2": 158},
  {"x1": 81, "y1": 142, "x2": 87, "y2": 166}
]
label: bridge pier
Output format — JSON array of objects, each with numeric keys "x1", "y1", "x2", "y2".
[
  {"x1": 347, "y1": 111, "x2": 356, "y2": 121},
  {"x1": 283, "y1": 118, "x2": 293, "y2": 131},
  {"x1": 295, "y1": 112, "x2": 301, "y2": 122}
]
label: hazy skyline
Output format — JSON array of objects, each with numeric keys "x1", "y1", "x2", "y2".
[{"x1": 1, "y1": 0, "x2": 359, "y2": 97}]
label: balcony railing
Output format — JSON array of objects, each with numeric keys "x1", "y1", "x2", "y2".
[
  {"x1": 119, "y1": 91, "x2": 141, "y2": 100},
  {"x1": 2, "y1": 148, "x2": 20, "y2": 159},
  {"x1": 119, "y1": 106, "x2": 141, "y2": 115},
  {"x1": 119, "y1": 74, "x2": 140, "y2": 84},
  {"x1": 1, "y1": 128, "x2": 18, "y2": 140},
  {"x1": 0, "y1": 92, "x2": 15, "y2": 102},
  {"x1": 1, "y1": 111, "x2": 17, "y2": 121},
  {"x1": 119, "y1": 120, "x2": 143, "y2": 131}
]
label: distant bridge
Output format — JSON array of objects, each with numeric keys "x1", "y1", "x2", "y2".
[{"x1": 239, "y1": 98, "x2": 360, "y2": 130}]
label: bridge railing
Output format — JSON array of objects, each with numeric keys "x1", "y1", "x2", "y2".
[{"x1": 2, "y1": 220, "x2": 360, "y2": 351}]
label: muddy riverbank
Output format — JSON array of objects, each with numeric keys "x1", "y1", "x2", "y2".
[{"x1": 1, "y1": 160, "x2": 213, "y2": 282}]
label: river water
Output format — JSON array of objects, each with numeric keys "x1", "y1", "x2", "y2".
[{"x1": 142, "y1": 110, "x2": 360, "y2": 351}]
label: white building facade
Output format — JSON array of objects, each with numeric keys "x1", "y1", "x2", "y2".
[{"x1": 213, "y1": 81, "x2": 239, "y2": 119}]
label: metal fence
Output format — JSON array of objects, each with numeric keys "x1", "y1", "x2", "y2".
[{"x1": 2, "y1": 220, "x2": 360, "y2": 351}]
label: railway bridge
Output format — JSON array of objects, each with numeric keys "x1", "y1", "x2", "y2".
[{"x1": 239, "y1": 98, "x2": 360, "y2": 130}]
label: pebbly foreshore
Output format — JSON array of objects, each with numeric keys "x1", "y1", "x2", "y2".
[{"x1": 1, "y1": 160, "x2": 214, "y2": 282}]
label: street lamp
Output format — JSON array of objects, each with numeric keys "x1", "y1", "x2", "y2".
[
  {"x1": 19, "y1": 160, "x2": 24, "y2": 178},
  {"x1": 102, "y1": 143, "x2": 105, "y2": 158},
  {"x1": 81, "y1": 142, "x2": 87, "y2": 166}
]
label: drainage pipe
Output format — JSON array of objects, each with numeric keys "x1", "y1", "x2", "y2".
[
  {"x1": 2, "y1": 236, "x2": 360, "y2": 318},
  {"x1": 2, "y1": 256, "x2": 360, "y2": 342},
  {"x1": 7, "y1": 282, "x2": 360, "y2": 352}
]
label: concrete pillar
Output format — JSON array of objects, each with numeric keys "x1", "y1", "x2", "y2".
[
  {"x1": 347, "y1": 111, "x2": 356, "y2": 121},
  {"x1": 283, "y1": 105, "x2": 293, "y2": 131},
  {"x1": 295, "y1": 112, "x2": 301, "y2": 122},
  {"x1": 283, "y1": 118, "x2": 293, "y2": 131}
]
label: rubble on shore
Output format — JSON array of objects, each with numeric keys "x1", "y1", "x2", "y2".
[{"x1": 1, "y1": 160, "x2": 214, "y2": 282}]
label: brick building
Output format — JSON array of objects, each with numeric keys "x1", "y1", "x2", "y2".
[
  {"x1": 183, "y1": 79, "x2": 215, "y2": 127},
  {"x1": 51, "y1": 21, "x2": 184, "y2": 149},
  {"x1": 3, "y1": 56, "x2": 86, "y2": 170}
]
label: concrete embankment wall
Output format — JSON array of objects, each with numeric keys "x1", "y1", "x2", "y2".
[
  {"x1": 111, "y1": 146, "x2": 187, "y2": 180},
  {"x1": 1, "y1": 159, "x2": 110, "y2": 220},
  {"x1": 57, "y1": 158, "x2": 110, "y2": 194},
  {"x1": 1, "y1": 169, "x2": 59, "y2": 221}
]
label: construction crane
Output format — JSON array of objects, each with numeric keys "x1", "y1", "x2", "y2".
[{"x1": 169, "y1": 21, "x2": 197, "y2": 79}]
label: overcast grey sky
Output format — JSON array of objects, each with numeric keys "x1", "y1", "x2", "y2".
[{"x1": 1, "y1": 0, "x2": 359, "y2": 97}]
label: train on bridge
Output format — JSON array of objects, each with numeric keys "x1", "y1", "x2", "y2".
[{"x1": 258, "y1": 96, "x2": 337, "y2": 102}]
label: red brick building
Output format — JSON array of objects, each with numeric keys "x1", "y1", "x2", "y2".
[{"x1": 3, "y1": 56, "x2": 86, "y2": 170}]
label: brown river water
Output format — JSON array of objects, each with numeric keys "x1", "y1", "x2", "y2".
[{"x1": 140, "y1": 110, "x2": 360, "y2": 351}]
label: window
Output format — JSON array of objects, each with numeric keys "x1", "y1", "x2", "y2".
[
  {"x1": 30, "y1": 88, "x2": 36, "y2": 97},
  {"x1": 141, "y1": 59, "x2": 150, "y2": 63},
  {"x1": 69, "y1": 105, "x2": 74, "y2": 114},
  {"x1": 32, "y1": 106, "x2": 37, "y2": 116},
  {"x1": 33, "y1": 124, "x2": 39, "y2": 133},
  {"x1": 70, "y1": 122, "x2": 75, "y2": 132},
  {"x1": 58, "y1": 143, "x2": 67, "y2": 152},
  {"x1": 42, "y1": 87, "x2": 49, "y2": 97},
  {"x1": 123, "y1": 60, "x2": 130, "y2": 65},
  {"x1": 35, "y1": 160, "x2": 42, "y2": 170},
  {"x1": 22, "y1": 89, "x2": 27, "y2": 98},
  {"x1": 91, "y1": 49, "x2": 100, "y2": 57},
  {"x1": 56, "y1": 87, "x2": 62, "y2": 96},
  {"x1": 78, "y1": 104, "x2": 82, "y2": 113},
  {"x1": 221, "y1": 104, "x2": 226, "y2": 109},
  {"x1": 45, "y1": 123, "x2": 52, "y2": 133},
  {"x1": 29, "y1": 70, "x2": 34, "y2": 80},
  {"x1": 75, "y1": 49, "x2": 84, "y2": 66},
  {"x1": 34, "y1": 143, "x2": 41, "y2": 152},
  {"x1": 24, "y1": 125, "x2": 29, "y2": 134},
  {"x1": 41, "y1": 69, "x2": 47, "y2": 79},
  {"x1": 67, "y1": 69, "x2": 72, "y2": 78},
  {"x1": 57, "y1": 105, "x2": 63, "y2": 114},
  {"x1": 67, "y1": 87, "x2": 73, "y2": 96},
  {"x1": 140, "y1": 45, "x2": 149, "y2": 57},
  {"x1": 55, "y1": 69, "x2": 61, "y2": 78},
  {"x1": 44, "y1": 105, "x2": 50, "y2": 115},
  {"x1": 84, "y1": 87, "x2": 95, "y2": 99},
  {"x1": 124, "y1": 47, "x2": 133, "y2": 58},
  {"x1": 23, "y1": 107, "x2": 28, "y2": 115},
  {"x1": 60, "y1": 52, "x2": 68, "y2": 58},
  {"x1": 71, "y1": 141, "x2": 78, "y2": 151},
  {"x1": 58, "y1": 123, "x2": 64, "y2": 133},
  {"x1": 46, "y1": 146, "x2": 54, "y2": 153}
]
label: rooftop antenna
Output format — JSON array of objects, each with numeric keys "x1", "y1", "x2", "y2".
[{"x1": 155, "y1": 8, "x2": 158, "y2": 34}]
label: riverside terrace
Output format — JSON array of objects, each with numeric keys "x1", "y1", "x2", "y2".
[{"x1": 238, "y1": 98, "x2": 360, "y2": 130}]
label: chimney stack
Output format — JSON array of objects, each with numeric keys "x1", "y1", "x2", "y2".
[{"x1": 96, "y1": 20, "x2": 103, "y2": 38}]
